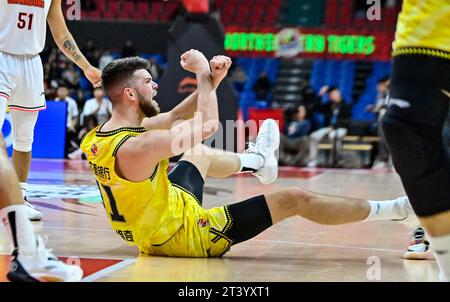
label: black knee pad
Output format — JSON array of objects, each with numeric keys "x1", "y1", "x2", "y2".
[
  {"x1": 381, "y1": 115, "x2": 438, "y2": 178},
  {"x1": 381, "y1": 113, "x2": 450, "y2": 217}
]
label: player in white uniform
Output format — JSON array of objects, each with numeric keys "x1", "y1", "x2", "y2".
[
  {"x1": 0, "y1": 0, "x2": 101, "y2": 281},
  {"x1": 0, "y1": 0, "x2": 101, "y2": 221}
]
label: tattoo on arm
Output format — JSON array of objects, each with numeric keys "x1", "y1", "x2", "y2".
[{"x1": 63, "y1": 38, "x2": 81, "y2": 62}]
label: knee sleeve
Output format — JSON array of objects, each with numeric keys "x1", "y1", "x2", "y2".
[
  {"x1": 381, "y1": 110, "x2": 450, "y2": 217},
  {"x1": 382, "y1": 54, "x2": 450, "y2": 217},
  {"x1": 226, "y1": 195, "x2": 273, "y2": 244},
  {"x1": 11, "y1": 110, "x2": 39, "y2": 152}
]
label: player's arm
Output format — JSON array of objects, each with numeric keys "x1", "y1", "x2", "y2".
[
  {"x1": 142, "y1": 56, "x2": 232, "y2": 130},
  {"x1": 117, "y1": 50, "x2": 221, "y2": 181},
  {"x1": 47, "y1": 0, "x2": 101, "y2": 87}
]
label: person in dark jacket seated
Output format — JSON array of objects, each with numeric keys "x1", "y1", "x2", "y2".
[
  {"x1": 279, "y1": 105, "x2": 311, "y2": 167},
  {"x1": 307, "y1": 86, "x2": 353, "y2": 167}
]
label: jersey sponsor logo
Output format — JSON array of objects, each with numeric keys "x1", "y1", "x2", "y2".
[
  {"x1": 88, "y1": 161, "x2": 111, "y2": 180},
  {"x1": 91, "y1": 144, "x2": 98, "y2": 156},
  {"x1": 198, "y1": 218, "x2": 209, "y2": 228},
  {"x1": 116, "y1": 230, "x2": 134, "y2": 242},
  {"x1": 7, "y1": 0, "x2": 45, "y2": 8}
]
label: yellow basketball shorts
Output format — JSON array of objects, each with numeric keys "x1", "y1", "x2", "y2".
[{"x1": 142, "y1": 190, "x2": 234, "y2": 258}]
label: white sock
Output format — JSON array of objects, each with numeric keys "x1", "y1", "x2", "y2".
[
  {"x1": 0, "y1": 205, "x2": 37, "y2": 255},
  {"x1": 237, "y1": 153, "x2": 264, "y2": 173},
  {"x1": 363, "y1": 197, "x2": 408, "y2": 222},
  {"x1": 428, "y1": 233, "x2": 450, "y2": 282},
  {"x1": 19, "y1": 182, "x2": 27, "y2": 200}
]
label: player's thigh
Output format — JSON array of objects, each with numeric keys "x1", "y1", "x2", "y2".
[
  {"x1": 168, "y1": 159, "x2": 205, "y2": 205},
  {"x1": 9, "y1": 55, "x2": 45, "y2": 111}
]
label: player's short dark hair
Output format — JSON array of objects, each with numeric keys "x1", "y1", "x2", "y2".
[
  {"x1": 378, "y1": 76, "x2": 390, "y2": 84},
  {"x1": 327, "y1": 86, "x2": 339, "y2": 93},
  {"x1": 101, "y1": 57, "x2": 151, "y2": 100}
]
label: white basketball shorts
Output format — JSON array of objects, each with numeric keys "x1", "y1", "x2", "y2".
[{"x1": 0, "y1": 51, "x2": 46, "y2": 112}]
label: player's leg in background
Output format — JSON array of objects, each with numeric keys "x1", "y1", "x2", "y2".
[
  {"x1": 11, "y1": 53, "x2": 47, "y2": 205},
  {"x1": 9, "y1": 110, "x2": 42, "y2": 220},
  {"x1": 10, "y1": 110, "x2": 39, "y2": 199},
  {"x1": 0, "y1": 133, "x2": 26, "y2": 207},
  {"x1": 0, "y1": 132, "x2": 38, "y2": 272},
  {"x1": 381, "y1": 55, "x2": 450, "y2": 281}
]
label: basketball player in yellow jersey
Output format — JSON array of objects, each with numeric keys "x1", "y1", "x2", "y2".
[
  {"x1": 381, "y1": 0, "x2": 450, "y2": 281},
  {"x1": 81, "y1": 50, "x2": 420, "y2": 259},
  {"x1": 0, "y1": 0, "x2": 102, "y2": 221}
]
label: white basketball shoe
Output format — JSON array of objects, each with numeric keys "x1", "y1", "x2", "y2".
[
  {"x1": 7, "y1": 236, "x2": 83, "y2": 282},
  {"x1": 25, "y1": 200, "x2": 43, "y2": 221},
  {"x1": 403, "y1": 226, "x2": 433, "y2": 260},
  {"x1": 245, "y1": 119, "x2": 280, "y2": 184}
]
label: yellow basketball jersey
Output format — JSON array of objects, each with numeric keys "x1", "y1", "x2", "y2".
[
  {"x1": 393, "y1": 0, "x2": 450, "y2": 59},
  {"x1": 80, "y1": 126, "x2": 185, "y2": 250}
]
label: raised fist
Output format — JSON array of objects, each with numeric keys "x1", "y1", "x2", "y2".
[
  {"x1": 180, "y1": 49, "x2": 210, "y2": 74},
  {"x1": 210, "y1": 55, "x2": 232, "y2": 88}
]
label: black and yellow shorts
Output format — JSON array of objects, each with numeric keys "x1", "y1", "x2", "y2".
[{"x1": 144, "y1": 160, "x2": 273, "y2": 258}]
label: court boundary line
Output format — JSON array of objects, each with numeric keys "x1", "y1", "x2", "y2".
[{"x1": 81, "y1": 259, "x2": 135, "y2": 282}]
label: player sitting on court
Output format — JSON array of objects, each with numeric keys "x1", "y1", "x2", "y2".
[{"x1": 81, "y1": 50, "x2": 419, "y2": 258}]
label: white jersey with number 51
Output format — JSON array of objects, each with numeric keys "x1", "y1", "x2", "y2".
[{"x1": 0, "y1": 0, "x2": 52, "y2": 56}]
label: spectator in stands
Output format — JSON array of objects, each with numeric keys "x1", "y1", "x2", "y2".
[
  {"x1": 367, "y1": 76, "x2": 392, "y2": 169},
  {"x1": 285, "y1": 105, "x2": 311, "y2": 138},
  {"x1": 61, "y1": 62, "x2": 81, "y2": 90},
  {"x1": 98, "y1": 49, "x2": 114, "y2": 71},
  {"x1": 81, "y1": 87, "x2": 112, "y2": 126},
  {"x1": 54, "y1": 86, "x2": 79, "y2": 157},
  {"x1": 307, "y1": 86, "x2": 353, "y2": 167},
  {"x1": 300, "y1": 81, "x2": 317, "y2": 120},
  {"x1": 43, "y1": 80, "x2": 56, "y2": 101},
  {"x1": 279, "y1": 105, "x2": 311, "y2": 167},
  {"x1": 253, "y1": 71, "x2": 272, "y2": 101},
  {"x1": 149, "y1": 58, "x2": 163, "y2": 82},
  {"x1": 47, "y1": 58, "x2": 65, "y2": 89},
  {"x1": 76, "y1": 89, "x2": 86, "y2": 111},
  {"x1": 121, "y1": 39, "x2": 137, "y2": 58},
  {"x1": 68, "y1": 114, "x2": 99, "y2": 160},
  {"x1": 230, "y1": 65, "x2": 247, "y2": 92},
  {"x1": 81, "y1": 38, "x2": 100, "y2": 67},
  {"x1": 55, "y1": 86, "x2": 79, "y2": 133}
]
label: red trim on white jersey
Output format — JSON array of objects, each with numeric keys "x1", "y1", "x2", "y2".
[
  {"x1": 8, "y1": 105, "x2": 46, "y2": 112},
  {"x1": 0, "y1": 92, "x2": 9, "y2": 100}
]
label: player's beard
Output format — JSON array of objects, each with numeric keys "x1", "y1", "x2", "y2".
[{"x1": 137, "y1": 91, "x2": 160, "y2": 118}]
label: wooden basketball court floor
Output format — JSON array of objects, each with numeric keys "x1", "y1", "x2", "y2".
[{"x1": 0, "y1": 159, "x2": 440, "y2": 282}]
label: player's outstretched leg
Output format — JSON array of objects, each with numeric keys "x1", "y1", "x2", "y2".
[
  {"x1": 180, "y1": 118, "x2": 280, "y2": 183},
  {"x1": 222, "y1": 189, "x2": 418, "y2": 245},
  {"x1": 10, "y1": 110, "x2": 43, "y2": 221}
]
